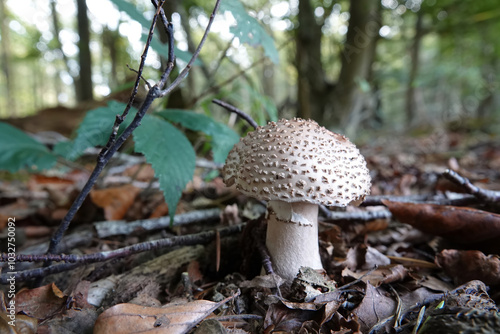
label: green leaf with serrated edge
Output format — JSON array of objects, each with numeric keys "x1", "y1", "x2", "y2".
[
  {"x1": 0, "y1": 122, "x2": 57, "y2": 172},
  {"x1": 221, "y1": 0, "x2": 279, "y2": 64},
  {"x1": 108, "y1": 0, "x2": 197, "y2": 65},
  {"x1": 108, "y1": 0, "x2": 150, "y2": 27},
  {"x1": 134, "y1": 114, "x2": 196, "y2": 221},
  {"x1": 157, "y1": 109, "x2": 240, "y2": 163},
  {"x1": 53, "y1": 101, "x2": 136, "y2": 161}
]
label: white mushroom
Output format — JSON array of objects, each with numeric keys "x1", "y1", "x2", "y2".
[{"x1": 223, "y1": 118, "x2": 371, "y2": 282}]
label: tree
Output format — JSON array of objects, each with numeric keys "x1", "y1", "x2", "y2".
[
  {"x1": 76, "y1": 0, "x2": 93, "y2": 101},
  {"x1": 295, "y1": 0, "x2": 381, "y2": 133}
]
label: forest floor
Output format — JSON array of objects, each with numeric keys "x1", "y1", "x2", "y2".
[{"x1": 0, "y1": 124, "x2": 499, "y2": 334}]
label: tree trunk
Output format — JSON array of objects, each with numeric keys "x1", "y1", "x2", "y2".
[
  {"x1": 294, "y1": 0, "x2": 380, "y2": 133},
  {"x1": 295, "y1": 0, "x2": 325, "y2": 120},
  {"x1": 76, "y1": 0, "x2": 93, "y2": 101},
  {"x1": 0, "y1": 0, "x2": 16, "y2": 115},
  {"x1": 405, "y1": 9, "x2": 424, "y2": 126},
  {"x1": 328, "y1": 0, "x2": 380, "y2": 131}
]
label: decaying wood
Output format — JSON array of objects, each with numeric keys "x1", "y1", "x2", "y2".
[
  {"x1": 88, "y1": 245, "x2": 206, "y2": 307},
  {"x1": 94, "y1": 208, "x2": 221, "y2": 238}
]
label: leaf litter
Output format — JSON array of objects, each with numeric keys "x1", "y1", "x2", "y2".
[{"x1": 0, "y1": 129, "x2": 499, "y2": 333}]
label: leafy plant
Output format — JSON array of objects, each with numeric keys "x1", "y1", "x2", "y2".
[
  {"x1": 0, "y1": 122, "x2": 57, "y2": 172},
  {"x1": 220, "y1": 0, "x2": 279, "y2": 64},
  {"x1": 157, "y1": 109, "x2": 239, "y2": 163},
  {"x1": 133, "y1": 115, "x2": 196, "y2": 220},
  {"x1": 54, "y1": 101, "x2": 137, "y2": 161}
]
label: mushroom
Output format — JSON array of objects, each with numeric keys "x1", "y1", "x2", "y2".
[{"x1": 223, "y1": 118, "x2": 371, "y2": 282}]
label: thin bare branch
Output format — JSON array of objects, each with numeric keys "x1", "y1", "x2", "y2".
[
  {"x1": 442, "y1": 169, "x2": 500, "y2": 205},
  {"x1": 1, "y1": 225, "x2": 244, "y2": 284},
  {"x1": 159, "y1": 0, "x2": 222, "y2": 97},
  {"x1": 212, "y1": 99, "x2": 259, "y2": 130}
]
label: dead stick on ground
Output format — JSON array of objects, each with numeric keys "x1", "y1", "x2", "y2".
[
  {"x1": 0, "y1": 224, "x2": 244, "y2": 284},
  {"x1": 442, "y1": 169, "x2": 500, "y2": 205}
]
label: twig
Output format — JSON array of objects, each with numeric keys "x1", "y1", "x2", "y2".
[
  {"x1": 320, "y1": 208, "x2": 392, "y2": 222},
  {"x1": 212, "y1": 314, "x2": 263, "y2": 321},
  {"x1": 101, "y1": 0, "x2": 166, "y2": 157},
  {"x1": 338, "y1": 266, "x2": 378, "y2": 291},
  {"x1": 94, "y1": 208, "x2": 221, "y2": 238},
  {"x1": 158, "y1": 0, "x2": 222, "y2": 96},
  {"x1": 46, "y1": 0, "x2": 221, "y2": 257},
  {"x1": 212, "y1": 99, "x2": 259, "y2": 130},
  {"x1": 442, "y1": 169, "x2": 500, "y2": 204},
  {"x1": 191, "y1": 38, "x2": 292, "y2": 105},
  {"x1": 0, "y1": 224, "x2": 244, "y2": 284},
  {"x1": 361, "y1": 193, "x2": 479, "y2": 207},
  {"x1": 126, "y1": 64, "x2": 151, "y2": 89}
]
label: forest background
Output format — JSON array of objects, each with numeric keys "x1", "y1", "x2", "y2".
[{"x1": 1, "y1": 0, "x2": 499, "y2": 139}]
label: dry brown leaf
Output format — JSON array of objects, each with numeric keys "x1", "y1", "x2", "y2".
[
  {"x1": 90, "y1": 184, "x2": 141, "y2": 220},
  {"x1": 123, "y1": 164, "x2": 156, "y2": 181},
  {"x1": 344, "y1": 244, "x2": 391, "y2": 271},
  {"x1": 0, "y1": 313, "x2": 38, "y2": 334},
  {"x1": 382, "y1": 200, "x2": 500, "y2": 243},
  {"x1": 435, "y1": 249, "x2": 500, "y2": 286},
  {"x1": 93, "y1": 295, "x2": 237, "y2": 334},
  {"x1": 342, "y1": 264, "x2": 408, "y2": 287},
  {"x1": 352, "y1": 283, "x2": 396, "y2": 333},
  {"x1": 15, "y1": 283, "x2": 67, "y2": 320},
  {"x1": 263, "y1": 302, "x2": 317, "y2": 333}
]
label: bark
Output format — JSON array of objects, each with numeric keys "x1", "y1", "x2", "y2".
[
  {"x1": 294, "y1": 0, "x2": 380, "y2": 132},
  {"x1": 405, "y1": 9, "x2": 424, "y2": 126},
  {"x1": 295, "y1": 0, "x2": 325, "y2": 120},
  {"x1": 102, "y1": 27, "x2": 119, "y2": 89},
  {"x1": 76, "y1": 0, "x2": 93, "y2": 101},
  {"x1": 329, "y1": 0, "x2": 380, "y2": 131}
]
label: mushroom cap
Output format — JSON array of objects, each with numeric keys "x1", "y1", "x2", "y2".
[{"x1": 223, "y1": 118, "x2": 371, "y2": 207}]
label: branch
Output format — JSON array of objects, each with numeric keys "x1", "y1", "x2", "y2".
[
  {"x1": 442, "y1": 169, "x2": 500, "y2": 205},
  {"x1": 320, "y1": 208, "x2": 392, "y2": 222},
  {"x1": 191, "y1": 39, "x2": 291, "y2": 105},
  {"x1": 158, "y1": 0, "x2": 221, "y2": 96},
  {"x1": 1, "y1": 225, "x2": 244, "y2": 284},
  {"x1": 360, "y1": 193, "x2": 479, "y2": 207},
  {"x1": 94, "y1": 208, "x2": 221, "y2": 238},
  {"x1": 46, "y1": 0, "x2": 220, "y2": 256},
  {"x1": 212, "y1": 99, "x2": 259, "y2": 130}
]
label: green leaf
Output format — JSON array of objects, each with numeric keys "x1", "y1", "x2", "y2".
[
  {"x1": 221, "y1": 0, "x2": 279, "y2": 64},
  {"x1": 134, "y1": 115, "x2": 196, "y2": 221},
  {"x1": 157, "y1": 109, "x2": 240, "y2": 163},
  {"x1": 108, "y1": 0, "x2": 197, "y2": 64},
  {"x1": 109, "y1": 0, "x2": 150, "y2": 27},
  {"x1": 54, "y1": 101, "x2": 135, "y2": 160},
  {"x1": 0, "y1": 122, "x2": 57, "y2": 172}
]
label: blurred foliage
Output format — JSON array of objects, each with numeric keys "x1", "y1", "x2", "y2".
[{"x1": 0, "y1": 0, "x2": 498, "y2": 130}]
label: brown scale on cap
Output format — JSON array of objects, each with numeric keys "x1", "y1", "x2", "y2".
[{"x1": 222, "y1": 118, "x2": 371, "y2": 207}]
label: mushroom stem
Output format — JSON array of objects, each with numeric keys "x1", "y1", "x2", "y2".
[{"x1": 265, "y1": 200, "x2": 324, "y2": 282}]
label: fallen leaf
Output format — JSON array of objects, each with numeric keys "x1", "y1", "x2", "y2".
[
  {"x1": 344, "y1": 244, "x2": 391, "y2": 271},
  {"x1": 93, "y1": 294, "x2": 237, "y2": 334},
  {"x1": 382, "y1": 200, "x2": 500, "y2": 243},
  {"x1": 90, "y1": 184, "x2": 141, "y2": 220},
  {"x1": 15, "y1": 283, "x2": 67, "y2": 320},
  {"x1": 342, "y1": 265, "x2": 408, "y2": 287},
  {"x1": 352, "y1": 283, "x2": 396, "y2": 333},
  {"x1": 263, "y1": 302, "x2": 318, "y2": 333},
  {"x1": 0, "y1": 312, "x2": 38, "y2": 334},
  {"x1": 435, "y1": 249, "x2": 500, "y2": 285}
]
